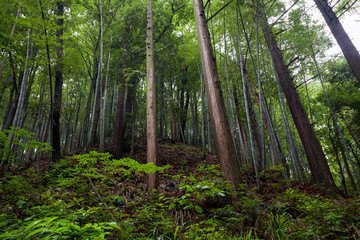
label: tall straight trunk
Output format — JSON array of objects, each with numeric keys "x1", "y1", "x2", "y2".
[
  {"x1": 88, "y1": 75, "x2": 101, "y2": 147},
  {"x1": 232, "y1": 84, "x2": 249, "y2": 164},
  {"x1": 260, "y1": 8, "x2": 337, "y2": 189},
  {"x1": 248, "y1": 81, "x2": 280, "y2": 167},
  {"x1": 130, "y1": 83, "x2": 138, "y2": 157},
  {"x1": 39, "y1": 0, "x2": 54, "y2": 157},
  {"x1": 123, "y1": 75, "x2": 138, "y2": 151},
  {"x1": 313, "y1": 0, "x2": 360, "y2": 84},
  {"x1": 52, "y1": 1, "x2": 64, "y2": 162},
  {"x1": 170, "y1": 77, "x2": 176, "y2": 141},
  {"x1": 223, "y1": 21, "x2": 239, "y2": 162},
  {"x1": 99, "y1": 0, "x2": 105, "y2": 152},
  {"x1": 81, "y1": 29, "x2": 101, "y2": 149},
  {"x1": 200, "y1": 70, "x2": 206, "y2": 159},
  {"x1": 236, "y1": 7, "x2": 260, "y2": 187},
  {"x1": 193, "y1": 0, "x2": 241, "y2": 186},
  {"x1": 146, "y1": 0, "x2": 158, "y2": 189},
  {"x1": 329, "y1": 124, "x2": 348, "y2": 195},
  {"x1": 113, "y1": 77, "x2": 126, "y2": 159},
  {"x1": 12, "y1": 31, "x2": 32, "y2": 129},
  {"x1": 238, "y1": 7, "x2": 264, "y2": 171}
]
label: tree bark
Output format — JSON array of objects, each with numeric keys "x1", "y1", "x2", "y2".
[
  {"x1": 193, "y1": 0, "x2": 241, "y2": 186},
  {"x1": 261, "y1": 8, "x2": 337, "y2": 189},
  {"x1": 52, "y1": 1, "x2": 64, "y2": 162},
  {"x1": 113, "y1": 76, "x2": 126, "y2": 159},
  {"x1": 146, "y1": 0, "x2": 158, "y2": 189},
  {"x1": 313, "y1": 0, "x2": 360, "y2": 85}
]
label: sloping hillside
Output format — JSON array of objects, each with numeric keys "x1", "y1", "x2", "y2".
[{"x1": 0, "y1": 138, "x2": 359, "y2": 239}]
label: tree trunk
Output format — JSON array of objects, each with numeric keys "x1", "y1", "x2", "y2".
[
  {"x1": 113, "y1": 77, "x2": 126, "y2": 159},
  {"x1": 170, "y1": 77, "x2": 176, "y2": 141},
  {"x1": 193, "y1": 0, "x2": 241, "y2": 186},
  {"x1": 261, "y1": 8, "x2": 337, "y2": 189},
  {"x1": 99, "y1": 0, "x2": 105, "y2": 152},
  {"x1": 12, "y1": 31, "x2": 32, "y2": 129},
  {"x1": 146, "y1": 0, "x2": 158, "y2": 189},
  {"x1": 52, "y1": 1, "x2": 64, "y2": 162},
  {"x1": 313, "y1": 0, "x2": 360, "y2": 85}
]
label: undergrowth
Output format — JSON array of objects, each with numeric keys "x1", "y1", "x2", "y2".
[{"x1": 0, "y1": 150, "x2": 359, "y2": 239}]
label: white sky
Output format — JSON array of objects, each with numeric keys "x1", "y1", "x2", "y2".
[{"x1": 305, "y1": 1, "x2": 360, "y2": 57}]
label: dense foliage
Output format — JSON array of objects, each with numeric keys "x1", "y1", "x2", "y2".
[{"x1": 1, "y1": 145, "x2": 359, "y2": 239}]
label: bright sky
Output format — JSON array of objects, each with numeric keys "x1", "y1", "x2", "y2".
[{"x1": 305, "y1": 1, "x2": 360, "y2": 57}]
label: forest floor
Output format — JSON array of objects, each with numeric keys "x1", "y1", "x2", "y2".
[{"x1": 0, "y1": 138, "x2": 359, "y2": 239}]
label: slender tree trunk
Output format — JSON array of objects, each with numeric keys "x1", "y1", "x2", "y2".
[
  {"x1": 99, "y1": 0, "x2": 105, "y2": 152},
  {"x1": 12, "y1": 31, "x2": 32, "y2": 129},
  {"x1": 329, "y1": 124, "x2": 348, "y2": 195},
  {"x1": 193, "y1": 0, "x2": 241, "y2": 186},
  {"x1": 261, "y1": 8, "x2": 337, "y2": 189},
  {"x1": 113, "y1": 77, "x2": 126, "y2": 159},
  {"x1": 146, "y1": 0, "x2": 158, "y2": 189},
  {"x1": 52, "y1": 1, "x2": 64, "y2": 162},
  {"x1": 170, "y1": 77, "x2": 176, "y2": 141},
  {"x1": 313, "y1": 0, "x2": 360, "y2": 84},
  {"x1": 232, "y1": 84, "x2": 249, "y2": 164}
]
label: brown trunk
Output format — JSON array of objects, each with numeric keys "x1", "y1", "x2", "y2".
[
  {"x1": 313, "y1": 0, "x2": 360, "y2": 85},
  {"x1": 113, "y1": 77, "x2": 126, "y2": 159},
  {"x1": 123, "y1": 75, "x2": 138, "y2": 151},
  {"x1": 261, "y1": 9, "x2": 337, "y2": 189},
  {"x1": 146, "y1": 0, "x2": 158, "y2": 189},
  {"x1": 193, "y1": 0, "x2": 241, "y2": 186},
  {"x1": 52, "y1": 1, "x2": 64, "y2": 162}
]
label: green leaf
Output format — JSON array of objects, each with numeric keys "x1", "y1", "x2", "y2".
[
  {"x1": 195, "y1": 205, "x2": 203, "y2": 213},
  {"x1": 106, "y1": 222, "x2": 121, "y2": 230},
  {"x1": 169, "y1": 203, "x2": 176, "y2": 210}
]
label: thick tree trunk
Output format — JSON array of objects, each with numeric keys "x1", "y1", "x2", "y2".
[
  {"x1": 193, "y1": 0, "x2": 241, "y2": 186},
  {"x1": 52, "y1": 1, "x2": 64, "y2": 162},
  {"x1": 313, "y1": 0, "x2": 360, "y2": 85},
  {"x1": 261, "y1": 9, "x2": 337, "y2": 189},
  {"x1": 146, "y1": 0, "x2": 158, "y2": 189}
]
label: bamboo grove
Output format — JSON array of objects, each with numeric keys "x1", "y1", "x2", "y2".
[{"x1": 0, "y1": 0, "x2": 359, "y2": 194}]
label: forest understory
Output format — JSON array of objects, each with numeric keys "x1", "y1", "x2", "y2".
[{"x1": 1, "y1": 138, "x2": 359, "y2": 240}]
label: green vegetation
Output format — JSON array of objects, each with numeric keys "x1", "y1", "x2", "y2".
[{"x1": 1, "y1": 149, "x2": 359, "y2": 239}]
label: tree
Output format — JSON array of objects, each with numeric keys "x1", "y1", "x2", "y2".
[
  {"x1": 260, "y1": 5, "x2": 338, "y2": 190},
  {"x1": 52, "y1": 1, "x2": 64, "y2": 162},
  {"x1": 313, "y1": 0, "x2": 360, "y2": 85},
  {"x1": 146, "y1": 0, "x2": 158, "y2": 189},
  {"x1": 193, "y1": 0, "x2": 242, "y2": 186}
]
